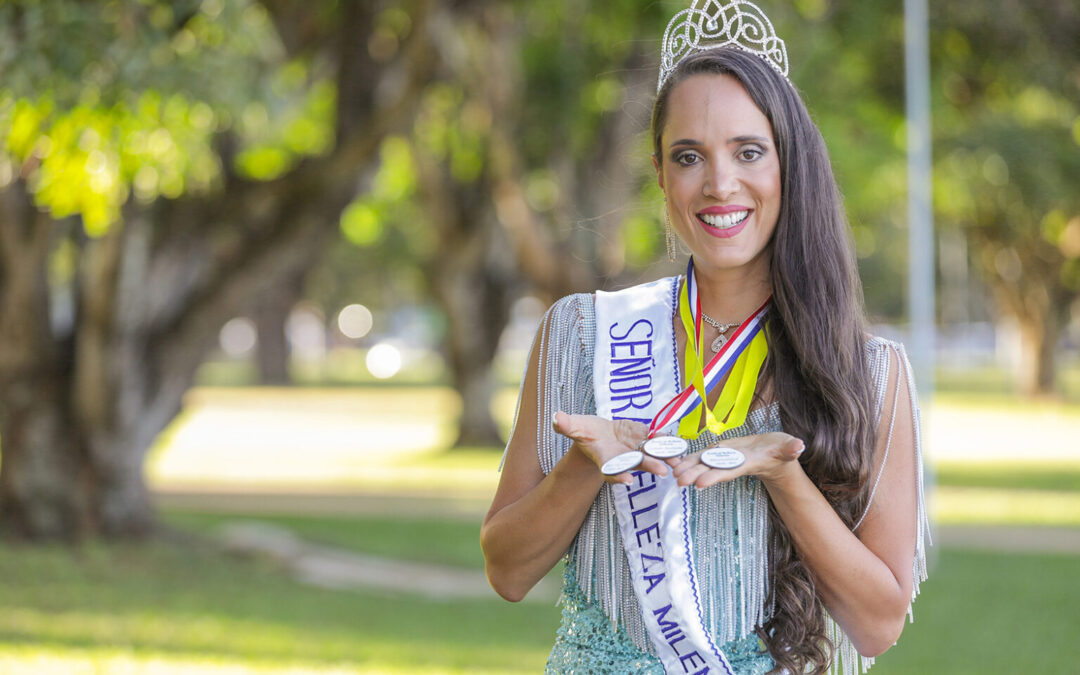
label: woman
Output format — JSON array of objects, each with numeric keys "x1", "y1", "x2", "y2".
[{"x1": 481, "y1": 4, "x2": 929, "y2": 673}]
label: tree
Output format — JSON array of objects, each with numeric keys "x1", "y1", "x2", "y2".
[
  {"x1": 931, "y1": 0, "x2": 1080, "y2": 395},
  {"x1": 354, "y1": 0, "x2": 669, "y2": 446},
  {"x1": 0, "y1": 0, "x2": 435, "y2": 539}
]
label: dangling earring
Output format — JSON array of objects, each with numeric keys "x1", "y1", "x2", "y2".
[{"x1": 664, "y1": 199, "x2": 676, "y2": 262}]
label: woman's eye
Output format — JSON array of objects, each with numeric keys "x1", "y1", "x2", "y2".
[
  {"x1": 675, "y1": 152, "x2": 700, "y2": 166},
  {"x1": 739, "y1": 147, "x2": 763, "y2": 161}
]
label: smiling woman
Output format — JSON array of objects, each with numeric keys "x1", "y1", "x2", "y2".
[
  {"x1": 654, "y1": 73, "x2": 781, "y2": 282},
  {"x1": 480, "y1": 3, "x2": 931, "y2": 674}
]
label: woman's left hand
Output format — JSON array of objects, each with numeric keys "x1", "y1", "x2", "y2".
[{"x1": 668, "y1": 432, "x2": 805, "y2": 488}]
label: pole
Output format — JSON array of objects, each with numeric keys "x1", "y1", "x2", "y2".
[{"x1": 904, "y1": 0, "x2": 935, "y2": 401}]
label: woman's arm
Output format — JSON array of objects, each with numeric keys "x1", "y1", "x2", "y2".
[
  {"x1": 480, "y1": 314, "x2": 665, "y2": 602},
  {"x1": 671, "y1": 344, "x2": 919, "y2": 656}
]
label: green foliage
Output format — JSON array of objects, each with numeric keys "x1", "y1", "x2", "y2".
[
  {"x1": 0, "y1": 0, "x2": 334, "y2": 233},
  {"x1": 0, "y1": 92, "x2": 220, "y2": 231},
  {"x1": 929, "y1": 1, "x2": 1080, "y2": 313}
]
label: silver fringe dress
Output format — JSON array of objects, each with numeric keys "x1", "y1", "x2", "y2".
[{"x1": 506, "y1": 291, "x2": 930, "y2": 675}]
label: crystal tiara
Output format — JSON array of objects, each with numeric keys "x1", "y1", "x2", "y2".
[{"x1": 658, "y1": 0, "x2": 789, "y2": 92}]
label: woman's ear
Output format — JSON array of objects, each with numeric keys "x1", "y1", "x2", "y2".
[{"x1": 652, "y1": 154, "x2": 664, "y2": 190}]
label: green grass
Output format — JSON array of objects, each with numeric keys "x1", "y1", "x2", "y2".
[
  {"x1": 0, "y1": 514, "x2": 1077, "y2": 673},
  {"x1": 934, "y1": 459, "x2": 1080, "y2": 492},
  {"x1": 0, "y1": 536, "x2": 558, "y2": 674},
  {"x1": 162, "y1": 511, "x2": 486, "y2": 569},
  {"x1": 873, "y1": 548, "x2": 1080, "y2": 673},
  {"x1": 937, "y1": 362, "x2": 1080, "y2": 402}
]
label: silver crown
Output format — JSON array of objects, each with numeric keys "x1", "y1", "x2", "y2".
[{"x1": 658, "y1": 0, "x2": 789, "y2": 92}]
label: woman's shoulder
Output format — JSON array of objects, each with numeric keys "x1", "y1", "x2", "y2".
[
  {"x1": 862, "y1": 334, "x2": 917, "y2": 417},
  {"x1": 548, "y1": 291, "x2": 596, "y2": 317},
  {"x1": 539, "y1": 293, "x2": 597, "y2": 360},
  {"x1": 862, "y1": 334, "x2": 911, "y2": 366}
]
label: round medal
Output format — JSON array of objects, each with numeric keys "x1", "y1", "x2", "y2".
[
  {"x1": 642, "y1": 436, "x2": 688, "y2": 459},
  {"x1": 600, "y1": 451, "x2": 644, "y2": 476},
  {"x1": 700, "y1": 447, "x2": 746, "y2": 470}
]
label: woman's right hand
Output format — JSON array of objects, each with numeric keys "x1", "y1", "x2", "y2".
[{"x1": 552, "y1": 411, "x2": 670, "y2": 485}]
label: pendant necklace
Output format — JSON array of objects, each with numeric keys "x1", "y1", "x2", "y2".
[{"x1": 700, "y1": 312, "x2": 739, "y2": 352}]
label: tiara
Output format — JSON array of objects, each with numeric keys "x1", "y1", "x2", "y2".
[{"x1": 658, "y1": 0, "x2": 789, "y2": 92}]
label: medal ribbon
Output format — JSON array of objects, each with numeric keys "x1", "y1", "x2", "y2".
[{"x1": 648, "y1": 258, "x2": 770, "y2": 440}]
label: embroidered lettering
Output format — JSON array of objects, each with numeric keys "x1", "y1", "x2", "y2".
[
  {"x1": 626, "y1": 482, "x2": 657, "y2": 510},
  {"x1": 680, "y1": 651, "x2": 707, "y2": 672},
  {"x1": 610, "y1": 356, "x2": 653, "y2": 378},
  {"x1": 610, "y1": 373, "x2": 653, "y2": 393},
  {"x1": 636, "y1": 523, "x2": 660, "y2": 546},
  {"x1": 631, "y1": 502, "x2": 658, "y2": 529},
  {"x1": 643, "y1": 571, "x2": 666, "y2": 594},
  {"x1": 612, "y1": 390, "x2": 653, "y2": 413},
  {"x1": 640, "y1": 552, "x2": 664, "y2": 573},
  {"x1": 608, "y1": 319, "x2": 654, "y2": 341}
]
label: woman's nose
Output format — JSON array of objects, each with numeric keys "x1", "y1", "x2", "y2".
[{"x1": 703, "y1": 159, "x2": 739, "y2": 199}]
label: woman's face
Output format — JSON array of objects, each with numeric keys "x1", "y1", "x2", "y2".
[{"x1": 654, "y1": 73, "x2": 781, "y2": 278}]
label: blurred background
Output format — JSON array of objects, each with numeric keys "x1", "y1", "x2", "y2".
[{"x1": 0, "y1": 0, "x2": 1077, "y2": 673}]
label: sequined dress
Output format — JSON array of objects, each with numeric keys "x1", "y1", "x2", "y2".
[{"x1": 510, "y1": 287, "x2": 929, "y2": 675}]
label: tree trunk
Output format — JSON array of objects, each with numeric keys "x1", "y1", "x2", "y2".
[
  {"x1": 0, "y1": 372, "x2": 89, "y2": 540},
  {"x1": 435, "y1": 259, "x2": 509, "y2": 447},
  {"x1": 0, "y1": 189, "x2": 92, "y2": 539},
  {"x1": 1017, "y1": 311, "x2": 1061, "y2": 397},
  {"x1": 253, "y1": 272, "x2": 304, "y2": 386}
]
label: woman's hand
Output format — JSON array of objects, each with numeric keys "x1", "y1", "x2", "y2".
[
  {"x1": 668, "y1": 432, "x2": 805, "y2": 488},
  {"x1": 552, "y1": 411, "x2": 670, "y2": 485}
]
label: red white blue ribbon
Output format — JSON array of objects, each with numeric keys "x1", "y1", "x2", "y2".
[{"x1": 648, "y1": 259, "x2": 770, "y2": 437}]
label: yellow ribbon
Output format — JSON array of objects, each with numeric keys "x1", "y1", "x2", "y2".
[{"x1": 676, "y1": 278, "x2": 769, "y2": 440}]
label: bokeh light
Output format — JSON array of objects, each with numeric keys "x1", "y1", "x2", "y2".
[
  {"x1": 219, "y1": 317, "x2": 257, "y2": 356},
  {"x1": 366, "y1": 343, "x2": 402, "y2": 379},
  {"x1": 337, "y1": 303, "x2": 373, "y2": 339}
]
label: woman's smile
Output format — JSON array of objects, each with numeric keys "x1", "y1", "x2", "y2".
[{"x1": 698, "y1": 205, "x2": 753, "y2": 238}]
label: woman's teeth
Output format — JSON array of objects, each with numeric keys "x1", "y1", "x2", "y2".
[{"x1": 699, "y1": 210, "x2": 749, "y2": 229}]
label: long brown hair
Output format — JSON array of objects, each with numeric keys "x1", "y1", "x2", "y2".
[{"x1": 651, "y1": 48, "x2": 876, "y2": 674}]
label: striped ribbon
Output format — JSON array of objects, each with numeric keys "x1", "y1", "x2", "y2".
[{"x1": 648, "y1": 258, "x2": 770, "y2": 438}]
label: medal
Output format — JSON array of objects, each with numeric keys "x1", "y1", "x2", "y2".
[
  {"x1": 642, "y1": 436, "x2": 688, "y2": 459},
  {"x1": 600, "y1": 451, "x2": 644, "y2": 475},
  {"x1": 700, "y1": 447, "x2": 746, "y2": 470}
]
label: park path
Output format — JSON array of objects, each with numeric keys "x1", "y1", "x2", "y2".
[
  {"x1": 213, "y1": 518, "x2": 560, "y2": 603},
  {"x1": 156, "y1": 488, "x2": 1080, "y2": 601}
]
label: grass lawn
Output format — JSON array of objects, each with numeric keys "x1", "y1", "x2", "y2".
[
  {"x1": 872, "y1": 548, "x2": 1080, "y2": 673},
  {"x1": 0, "y1": 534, "x2": 558, "y2": 674},
  {"x1": 162, "y1": 511, "x2": 1080, "y2": 672},
  {"x1": 0, "y1": 513, "x2": 1076, "y2": 674},
  {"x1": 3, "y1": 381, "x2": 1078, "y2": 672},
  {"x1": 162, "y1": 511, "x2": 487, "y2": 570}
]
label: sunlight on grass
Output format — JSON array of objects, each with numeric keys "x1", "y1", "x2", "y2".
[
  {"x1": 0, "y1": 542, "x2": 557, "y2": 674},
  {"x1": 145, "y1": 386, "x2": 1080, "y2": 529},
  {"x1": 147, "y1": 388, "x2": 464, "y2": 488},
  {"x1": 0, "y1": 644, "x2": 537, "y2": 674},
  {"x1": 933, "y1": 487, "x2": 1080, "y2": 527},
  {"x1": 924, "y1": 397, "x2": 1080, "y2": 462},
  {"x1": 0, "y1": 644, "x2": 358, "y2": 674},
  {"x1": 933, "y1": 459, "x2": 1080, "y2": 492}
]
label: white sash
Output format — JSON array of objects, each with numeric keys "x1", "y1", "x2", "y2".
[{"x1": 594, "y1": 278, "x2": 735, "y2": 674}]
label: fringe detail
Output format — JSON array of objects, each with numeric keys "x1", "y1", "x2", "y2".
[
  {"x1": 825, "y1": 339, "x2": 932, "y2": 675},
  {"x1": 825, "y1": 614, "x2": 875, "y2": 675},
  {"x1": 507, "y1": 296, "x2": 931, "y2": 673}
]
